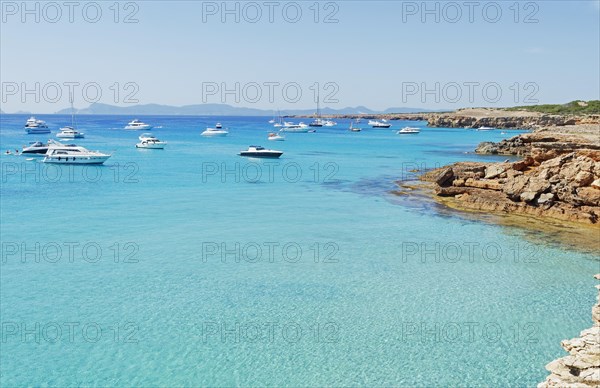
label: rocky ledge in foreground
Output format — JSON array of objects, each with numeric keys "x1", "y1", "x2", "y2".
[
  {"x1": 422, "y1": 149, "x2": 600, "y2": 225},
  {"x1": 538, "y1": 274, "x2": 600, "y2": 387}
]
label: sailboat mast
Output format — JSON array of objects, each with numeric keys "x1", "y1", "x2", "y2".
[{"x1": 316, "y1": 93, "x2": 320, "y2": 118}]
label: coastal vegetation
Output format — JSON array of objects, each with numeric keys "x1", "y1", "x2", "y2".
[{"x1": 506, "y1": 100, "x2": 600, "y2": 115}]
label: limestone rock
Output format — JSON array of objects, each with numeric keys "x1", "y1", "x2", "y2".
[
  {"x1": 464, "y1": 178, "x2": 503, "y2": 191},
  {"x1": 538, "y1": 193, "x2": 555, "y2": 204},
  {"x1": 434, "y1": 168, "x2": 454, "y2": 186},
  {"x1": 520, "y1": 191, "x2": 538, "y2": 203},
  {"x1": 538, "y1": 275, "x2": 600, "y2": 387},
  {"x1": 577, "y1": 187, "x2": 600, "y2": 207},
  {"x1": 485, "y1": 164, "x2": 507, "y2": 179},
  {"x1": 503, "y1": 175, "x2": 530, "y2": 200}
]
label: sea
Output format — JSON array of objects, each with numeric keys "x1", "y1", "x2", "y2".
[{"x1": 1, "y1": 114, "x2": 597, "y2": 386}]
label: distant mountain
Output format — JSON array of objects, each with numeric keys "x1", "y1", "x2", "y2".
[{"x1": 51, "y1": 103, "x2": 440, "y2": 116}]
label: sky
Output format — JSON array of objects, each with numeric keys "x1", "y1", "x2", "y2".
[{"x1": 1, "y1": 0, "x2": 599, "y2": 113}]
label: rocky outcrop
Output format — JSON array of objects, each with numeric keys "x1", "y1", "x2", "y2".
[
  {"x1": 426, "y1": 113, "x2": 589, "y2": 130},
  {"x1": 476, "y1": 132, "x2": 600, "y2": 157},
  {"x1": 538, "y1": 274, "x2": 600, "y2": 388},
  {"x1": 421, "y1": 150, "x2": 600, "y2": 225}
]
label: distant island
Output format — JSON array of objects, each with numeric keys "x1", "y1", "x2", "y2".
[{"x1": 1, "y1": 102, "x2": 445, "y2": 116}]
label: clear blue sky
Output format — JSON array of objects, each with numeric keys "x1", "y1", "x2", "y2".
[{"x1": 1, "y1": 0, "x2": 599, "y2": 113}]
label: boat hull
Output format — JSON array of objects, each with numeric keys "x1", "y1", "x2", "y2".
[
  {"x1": 280, "y1": 128, "x2": 310, "y2": 133},
  {"x1": 26, "y1": 129, "x2": 51, "y2": 134},
  {"x1": 136, "y1": 143, "x2": 165, "y2": 149},
  {"x1": 125, "y1": 125, "x2": 152, "y2": 130},
  {"x1": 57, "y1": 134, "x2": 84, "y2": 139},
  {"x1": 42, "y1": 155, "x2": 111, "y2": 164},
  {"x1": 239, "y1": 152, "x2": 283, "y2": 158}
]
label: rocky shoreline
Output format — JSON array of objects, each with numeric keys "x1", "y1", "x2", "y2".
[
  {"x1": 293, "y1": 108, "x2": 599, "y2": 130},
  {"x1": 538, "y1": 274, "x2": 600, "y2": 387},
  {"x1": 420, "y1": 149, "x2": 600, "y2": 226},
  {"x1": 401, "y1": 117, "x2": 600, "y2": 227},
  {"x1": 425, "y1": 109, "x2": 598, "y2": 130}
]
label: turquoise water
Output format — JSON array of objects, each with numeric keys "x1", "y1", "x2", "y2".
[{"x1": 1, "y1": 115, "x2": 597, "y2": 386}]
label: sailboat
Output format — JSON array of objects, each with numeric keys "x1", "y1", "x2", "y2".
[
  {"x1": 349, "y1": 121, "x2": 361, "y2": 132},
  {"x1": 273, "y1": 110, "x2": 284, "y2": 128},
  {"x1": 57, "y1": 102, "x2": 84, "y2": 138},
  {"x1": 309, "y1": 93, "x2": 324, "y2": 127},
  {"x1": 268, "y1": 110, "x2": 276, "y2": 124}
]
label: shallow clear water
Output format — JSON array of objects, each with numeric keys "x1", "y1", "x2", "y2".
[{"x1": 1, "y1": 115, "x2": 597, "y2": 386}]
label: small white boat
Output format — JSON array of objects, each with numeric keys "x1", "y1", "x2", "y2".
[
  {"x1": 397, "y1": 127, "x2": 420, "y2": 134},
  {"x1": 24, "y1": 117, "x2": 51, "y2": 134},
  {"x1": 323, "y1": 120, "x2": 337, "y2": 127},
  {"x1": 201, "y1": 123, "x2": 229, "y2": 137},
  {"x1": 125, "y1": 119, "x2": 153, "y2": 130},
  {"x1": 268, "y1": 110, "x2": 278, "y2": 124},
  {"x1": 43, "y1": 144, "x2": 111, "y2": 164},
  {"x1": 136, "y1": 133, "x2": 166, "y2": 149},
  {"x1": 268, "y1": 132, "x2": 285, "y2": 141},
  {"x1": 477, "y1": 126, "x2": 495, "y2": 131},
  {"x1": 57, "y1": 126, "x2": 85, "y2": 138},
  {"x1": 239, "y1": 145, "x2": 283, "y2": 158},
  {"x1": 369, "y1": 119, "x2": 392, "y2": 128}
]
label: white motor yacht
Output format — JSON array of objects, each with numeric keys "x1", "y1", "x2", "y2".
[
  {"x1": 239, "y1": 146, "x2": 283, "y2": 158},
  {"x1": 125, "y1": 119, "x2": 153, "y2": 130},
  {"x1": 136, "y1": 133, "x2": 166, "y2": 149},
  {"x1": 369, "y1": 119, "x2": 392, "y2": 128},
  {"x1": 397, "y1": 127, "x2": 420, "y2": 134},
  {"x1": 24, "y1": 117, "x2": 51, "y2": 134},
  {"x1": 43, "y1": 144, "x2": 111, "y2": 164},
  {"x1": 477, "y1": 126, "x2": 495, "y2": 131},
  {"x1": 323, "y1": 120, "x2": 337, "y2": 127},
  {"x1": 57, "y1": 126, "x2": 85, "y2": 138},
  {"x1": 201, "y1": 123, "x2": 229, "y2": 137}
]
